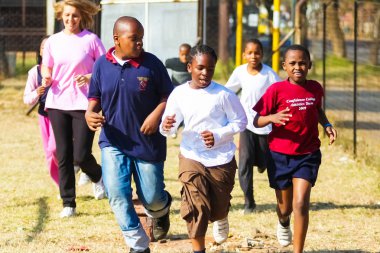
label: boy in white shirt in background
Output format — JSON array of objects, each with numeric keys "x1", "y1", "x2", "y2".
[{"x1": 225, "y1": 38, "x2": 281, "y2": 214}]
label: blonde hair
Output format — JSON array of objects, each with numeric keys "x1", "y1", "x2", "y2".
[{"x1": 54, "y1": 0, "x2": 101, "y2": 30}]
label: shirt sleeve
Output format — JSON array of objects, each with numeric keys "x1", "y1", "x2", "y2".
[
  {"x1": 88, "y1": 59, "x2": 102, "y2": 100},
  {"x1": 212, "y1": 90, "x2": 247, "y2": 145},
  {"x1": 224, "y1": 68, "x2": 241, "y2": 94},
  {"x1": 159, "y1": 90, "x2": 184, "y2": 136},
  {"x1": 23, "y1": 66, "x2": 40, "y2": 105},
  {"x1": 253, "y1": 85, "x2": 276, "y2": 116},
  {"x1": 42, "y1": 37, "x2": 54, "y2": 68},
  {"x1": 92, "y1": 34, "x2": 106, "y2": 60}
]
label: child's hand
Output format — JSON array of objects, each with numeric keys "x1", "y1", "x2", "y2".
[
  {"x1": 271, "y1": 107, "x2": 292, "y2": 125},
  {"x1": 162, "y1": 114, "x2": 176, "y2": 132},
  {"x1": 74, "y1": 74, "x2": 90, "y2": 87},
  {"x1": 325, "y1": 126, "x2": 337, "y2": 145},
  {"x1": 200, "y1": 130, "x2": 214, "y2": 148},
  {"x1": 36, "y1": 86, "x2": 46, "y2": 96},
  {"x1": 85, "y1": 111, "x2": 105, "y2": 131}
]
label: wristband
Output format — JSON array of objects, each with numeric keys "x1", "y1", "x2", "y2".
[{"x1": 324, "y1": 123, "x2": 332, "y2": 128}]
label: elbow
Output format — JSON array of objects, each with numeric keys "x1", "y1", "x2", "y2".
[{"x1": 253, "y1": 115, "x2": 260, "y2": 128}]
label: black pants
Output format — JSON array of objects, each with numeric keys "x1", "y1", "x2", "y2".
[
  {"x1": 238, "y1": 129, "x2": 269, "y2": 206},
  {"x1": 48, "y1": 109, "x2": 102, "y2": 208}
]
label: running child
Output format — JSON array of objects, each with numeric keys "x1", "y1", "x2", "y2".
[
  {"x1": 160, "y1": 44, "x2": 247, "y2": 253},
  {"x1": 225, "y1": 38, "x2": 281, "y2": 214},
  {"x1": 165, "y1": 43, "x2": 192, "y2": 87},
  {"x1": 23, "y1": 35, "x2": 59, "y2": 187},
  {"x1": 253, "y1": 44, "x2": 337, "y2": 252}
]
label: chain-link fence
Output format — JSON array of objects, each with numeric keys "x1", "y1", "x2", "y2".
[{"x1": 308, "y1": 0, "x2": 380, "y2": 164}]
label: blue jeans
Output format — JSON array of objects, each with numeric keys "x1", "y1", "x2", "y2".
[{"x1": 101, "y1": 146, "x2": 170, "y2": 250}]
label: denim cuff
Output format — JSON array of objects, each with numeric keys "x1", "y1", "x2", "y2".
[{"x1": 145, "y1": 191, "x2": 172, "y2": 218}]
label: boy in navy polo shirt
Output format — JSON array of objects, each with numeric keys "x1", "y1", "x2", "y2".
[
  {"x1": 85, "y1": 16, "x2": 173, "y2": 253},
  {"x1": 253, "y1": 44, "x2": 337, "y2": 252}
]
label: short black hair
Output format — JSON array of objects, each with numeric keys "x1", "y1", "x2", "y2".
[
  {"x1": 179, "y1": 43, "x2": 191, "y2": 51},
  {"x1": 283, "y1": 44, "x2": 311, "y2": 62},
  {"x1": 187, "y1": 44, "x2": 218, "y2": 64},
  {"x1": 244, "y1": 38, "x2": 264, "y2": 54}
]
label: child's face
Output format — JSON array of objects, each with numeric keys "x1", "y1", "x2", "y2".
[
  {"x1": 282, "y1": 49, "x2": 311, "y2": 85},
  {"x1": 179, "y1": 47, "x2": 190, "y2": 63},
  {"x1": 114, "y1": 21, "x2": 144, "y2": 59},
  {"x1": 243, "y1": 42, "x2": 263, "y2": 69},
  {"x1": 187, "y1": 53, "x2": 216, "y2": 89}
]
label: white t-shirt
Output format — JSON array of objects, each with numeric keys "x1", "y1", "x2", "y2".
[
  {"x1": 225, "y1": 63, "x2": 281, "y2": 134},
  {"x1": 160, "y1": 81, "x2": 247, "y2": 167}
]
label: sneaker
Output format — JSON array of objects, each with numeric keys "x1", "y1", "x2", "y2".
[
  {"x1": 93, "y1": 178, "x2": 106, "y2": 200},
  {"x1": 244, "y1": 202, "x2": 257, "y2": 214},
  {"x1": 74, "y1": 165, "x2": 80, "y2": 174},
  {"x1": 129, "y1": 248, "x2": 150, "y2": 253},
  {"x1": 257, "y1": 166, "x2": 266, "y2": 173},
  {"x1": 152, "y1": 211, "x2": 170, "y2": 240},
  {"x1": 213, "y1": 217, "x2": 229, "y2": 244},
  {"x1": 60, "y1": 207, "x2": 76, "y2": 218},
  {"x1": 78, "y1": 172, "x2": 91, "y2": 186},
  {"x1": 277, "y1": 221, "x2": 292, "y2": 246}
]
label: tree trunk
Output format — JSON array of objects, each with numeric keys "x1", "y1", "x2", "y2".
[
  {"x1": 218, "y1": 0, "x2": 230, "y2": 79},
  {"x1": 326, "y1": 0, "x2": 346, "y2": 57},
  {"x1": 369, "y1": 9, "x2": 380, "y2": 65}
]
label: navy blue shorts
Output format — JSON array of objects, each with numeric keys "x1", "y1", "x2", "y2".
[{"x1": 267, "y1": 149, "x2": 322, "y2": 189}]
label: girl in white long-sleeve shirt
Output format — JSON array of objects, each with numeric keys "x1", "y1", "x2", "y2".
[{"x1": 160, "y1": 44, "x2": 247, "y2": 253}]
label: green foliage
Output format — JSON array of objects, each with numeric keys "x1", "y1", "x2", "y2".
[{"x1": 214, "y1": 58, "x2": 235, "y2": 84}]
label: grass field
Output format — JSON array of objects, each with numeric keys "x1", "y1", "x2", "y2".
[{"x1": 0, "y1": 72, "x2": 379, "y2": 252}]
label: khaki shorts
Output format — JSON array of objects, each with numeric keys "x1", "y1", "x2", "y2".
[{"x1": 178, "y1": 154, "x2": 237, "y2": 238}]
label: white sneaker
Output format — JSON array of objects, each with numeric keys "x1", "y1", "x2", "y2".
[
  {"x1": 93, "y1": 178, "x2": 106, "y2": 200},
  {"x1": 78, "y1": 172, "x2": 91, "y2": 186},
  {"x1": 60, "y1": 207, "x2": 76, "y2": 218},
  {"x1": 74, "y1": 165, "x2": 80, "y2": 174},
  {"x1": 213, "y1": 217, "x2": 229, "y2": 244},
  {"x1": 277, "y1": 221, "x2": 292, "y2": 246}
]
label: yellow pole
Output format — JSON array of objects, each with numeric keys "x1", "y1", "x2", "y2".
[
  {"x1": 235, "y1": 0, "x2": 243, "y2": 67},
  {"x1": 272, "y1": 0, "x2": 281, "y2": 73}
]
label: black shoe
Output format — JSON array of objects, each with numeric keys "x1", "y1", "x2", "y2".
[
  {"x1": 257, "y1": 166, "x2": 266, "y2": 173},
  {"x1": 152, "y1": 192, "x2": 171, "y2": 240},
  {"x1": 129, "y1": 248, "x2": 150, "y2": 253},
  {"x1": 244, "y1": 201, "x2": 256, "y2": 214},
  {"x1": 152, "y1": 211, "x2": 170, "y2": 240}
]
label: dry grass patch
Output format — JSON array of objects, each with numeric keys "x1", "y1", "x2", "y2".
[{"x1": 0, "y1": 77, "x2": 379, "y2": 253}]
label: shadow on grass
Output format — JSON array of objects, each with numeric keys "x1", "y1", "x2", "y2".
[
  {"x1": 335, "y1": 120, "x2": 380, "y2": 130},
  {"x1": 26, "y1": 197, "x2": 48, "y2": 242},
  {"x1": 229, "y1": 202, "x2": 379, "y2": 213},
  {"x1": 305, "y1": 250, "x2": 370, "y2": 253},
  {"x1": 310, "y1": 202, "x2": 379, "y2": 211}
]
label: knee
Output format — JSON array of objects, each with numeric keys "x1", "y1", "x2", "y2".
[
  {"x1": 293, "y1": 199, "x2": 309, "y2": 216},
  {"x1": 277, "y1": 204, "x2": 293, "y2": 218},
  {"x1": 143, "y1": 191, "x2": 170, "y2": 212}
]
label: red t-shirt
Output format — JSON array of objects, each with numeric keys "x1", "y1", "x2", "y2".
[{"x1": 253, "y1": 79, "x2": 324, "y2": 155}]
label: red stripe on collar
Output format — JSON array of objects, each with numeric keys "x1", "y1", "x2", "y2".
[{"x1": 105, "y1": 47, "x2": 142, "y2": 68}]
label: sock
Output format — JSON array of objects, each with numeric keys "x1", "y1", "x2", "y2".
[
  {"x1": 279, "y1": 217, "x2": 290, "y2": 227},
  {"x1": 193, "y1": 249, "x2": 206, "y2": 253}
]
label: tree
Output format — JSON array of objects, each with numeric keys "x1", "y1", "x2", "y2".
[{"x1": 326, "y1": 0, "x2": 347, "y2": 57}]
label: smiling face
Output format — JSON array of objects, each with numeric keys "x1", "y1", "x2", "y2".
[
  {"x1": 282, "y1": 49, "x2": 311, "y2": 85},
  {"x1": 188, "y1": 53, "x2": 216, "y2": 89},
  {"x1": 114, "y1": 18, "x2": 144, "y2": 59},
  {"x1": 243, "y1": 42, "x2": 263, "y2": 70},
  {"x1": 62, "y1": 5, "x2": 82, "y2": 34}
]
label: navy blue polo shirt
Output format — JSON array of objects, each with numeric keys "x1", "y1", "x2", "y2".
[{"x1": 89, "y1": 47, "x2": 174, "y2": 162}]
